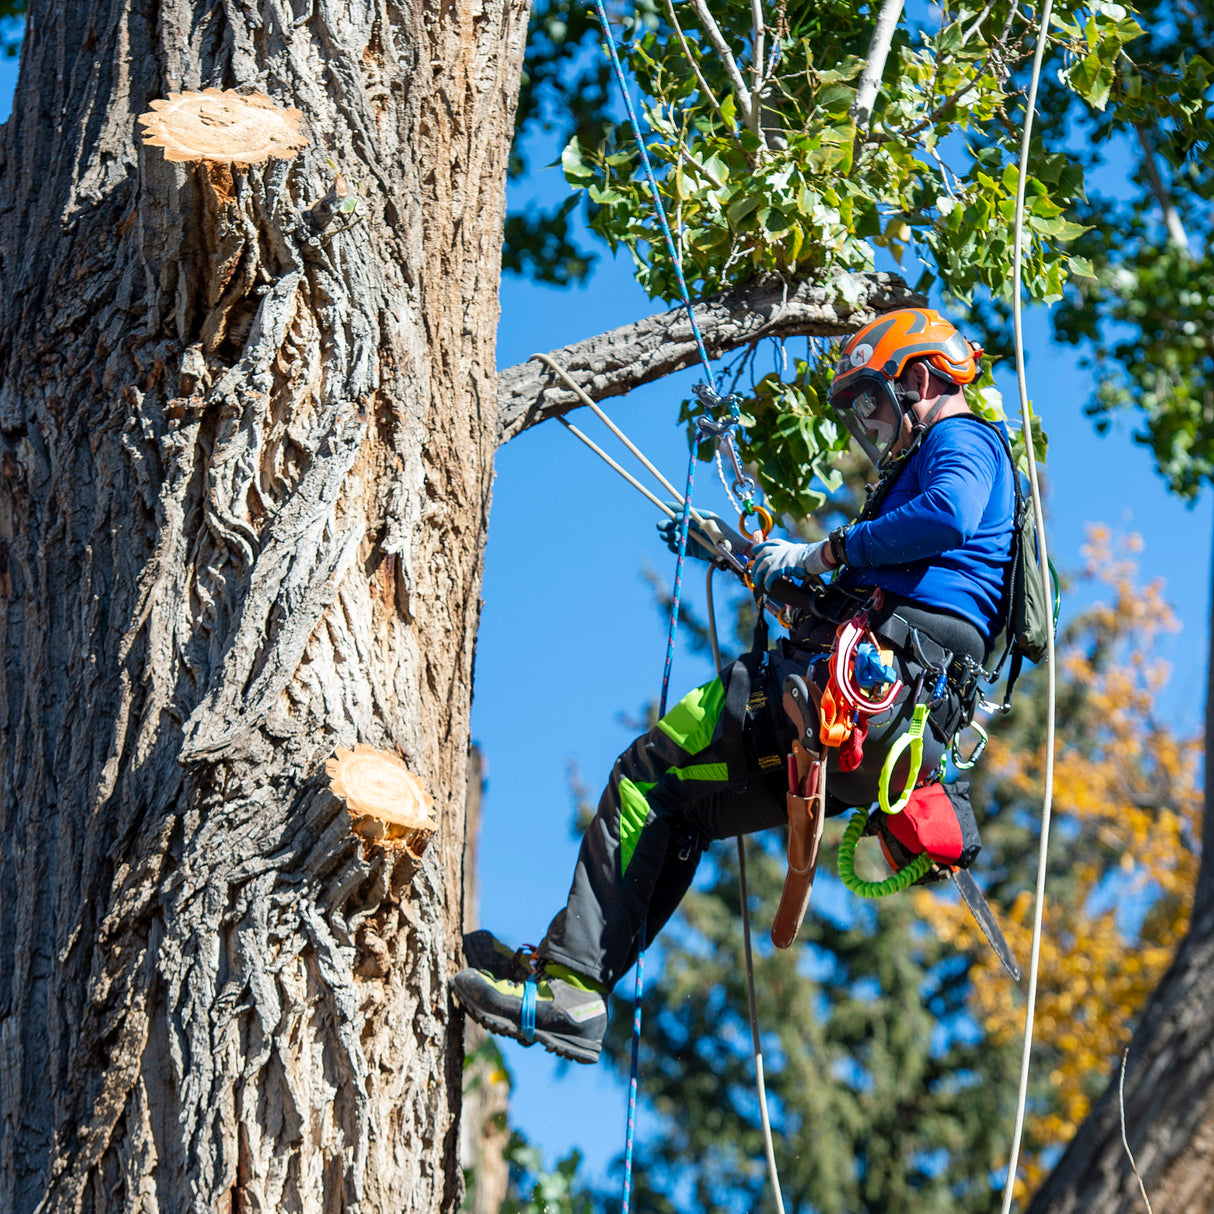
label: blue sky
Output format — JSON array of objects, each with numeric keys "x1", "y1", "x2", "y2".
[{"x1": 2, "y1": 34, "x2": 1209, "y2": 1198}]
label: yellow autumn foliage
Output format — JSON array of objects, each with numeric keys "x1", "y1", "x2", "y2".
[{"x1": 917, "y1": 526, "x2": 1201, "y2": 1201}]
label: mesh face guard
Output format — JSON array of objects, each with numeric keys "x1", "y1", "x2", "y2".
[{"x1": 830, "y1": 369, "x2": 907, "y2": 465}]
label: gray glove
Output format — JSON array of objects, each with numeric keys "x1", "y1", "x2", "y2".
[
  {"x1": 750, "y1": 538, "x2": 829, "y2": 591},
  {"x1": 656, "y1": 508, "x2": 752, "y2": 568}
]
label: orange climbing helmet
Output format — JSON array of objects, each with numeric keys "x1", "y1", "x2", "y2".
[{"x1": 828, "y1": 307, "x2": 984, "y2": 463}]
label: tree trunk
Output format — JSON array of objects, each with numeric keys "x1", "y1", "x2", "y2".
[
  {"x1": 0, "y1": 0, "x2": 527, "y2": 1210},
  {"x1": 1029, "y1": 534, "x2": 1214, "y2": 1214}
]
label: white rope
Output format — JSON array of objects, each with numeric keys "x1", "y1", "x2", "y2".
[
  {"x1": 707, "y1": 565, "x2": 787, "y2": 1214},
  {"x1": 1000, "y1": 0, "x2": 1058, "y2": 1208}
]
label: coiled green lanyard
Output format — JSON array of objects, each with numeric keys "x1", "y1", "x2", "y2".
[{"x1": 838, "y1": 702, "x2": 933, "y2": 897}]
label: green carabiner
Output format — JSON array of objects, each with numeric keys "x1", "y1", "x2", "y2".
[{"x1": 879, "y1": 702, "x2": 929, "y2": 814}]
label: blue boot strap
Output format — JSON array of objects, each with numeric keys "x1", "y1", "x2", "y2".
[{"x1": 521, "y1": 976, "x2": 537, "y2": 1043}]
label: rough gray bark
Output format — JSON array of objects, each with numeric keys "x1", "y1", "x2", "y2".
[
  {"x1": 1027, "y1": 899, "x2": 1214, "y2": 1214},
  {"x1": 496, "y1": 271, "x2": 924, "y2": 441},
  {"x1": 0, "y1": 0, "x2": 527, "y2": 1210}
]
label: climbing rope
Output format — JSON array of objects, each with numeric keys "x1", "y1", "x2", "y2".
[
  {"x1": 621, "y1": 417, "x2": 697, "y2": 1214},
  {"x1": 590, "y1": 0, "x2": 716, "y2": 385},
  {"x1": 708, "y1": 565, "x2": 788, "y2": 1214},
  {"x1": 579, "y1": 6, "x2": 723, "y2": 1184},
  {"x1": 999, "y1": 1, "x2": 1058, "y2": 1207}
]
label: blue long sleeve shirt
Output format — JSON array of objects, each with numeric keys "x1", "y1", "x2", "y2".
[{"x1": 836, "y1": 416, "x2": 1015, "y2": 645}]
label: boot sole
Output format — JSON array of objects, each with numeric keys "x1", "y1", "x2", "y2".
[{"x1": 459, "y1": 998, "x2": 602, "y2": 1065}]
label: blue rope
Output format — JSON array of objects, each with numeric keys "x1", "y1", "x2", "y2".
[
  {"x1": 589, "y1": 8, "x2": 727, "y2": 1210},
  {"x1": 621, "y1": 923, "x2": 646, "y2": 1213},
  {"x1": 620, "y1": 444, "x2": 696, "y2": 1214},
  {"x1": 591, "y1": 0, "x2": 716, "y2": 387},
  {"x1": 520, "y1": 977, "x2": 537, "y2": 1043},
  {"x1": 659, "y1": 451, "x2": 698, "y2": 719}
]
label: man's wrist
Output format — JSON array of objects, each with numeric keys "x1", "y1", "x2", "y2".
[{"x1": 828, "y1": 526, "x2": 851, "y2": 568}]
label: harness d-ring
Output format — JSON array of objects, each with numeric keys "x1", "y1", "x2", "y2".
[
  {"x1": 740, "y1": 503, "x2": 775, "y2": 591},
  {"x1": 879, "y1": 702, "x2": 930, "y2": 814}
]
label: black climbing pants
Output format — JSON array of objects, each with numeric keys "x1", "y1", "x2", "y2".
[{"x1": 538, "y1": 603, "x2": 984, "y2": 990}]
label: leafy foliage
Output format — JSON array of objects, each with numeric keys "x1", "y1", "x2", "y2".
[
  {"x1": 1034, "y1": 0, "x2": 1214, "y2": 496},
  {"x1": 560, "y1": 0, "x2": 1155, "y2": 302},
  {"x1": 545, "y1": 0, "x2": 1192, "y2": 522},
  {"x1": 507, "y1": 0, "x2": 1209, "y2": 529}
]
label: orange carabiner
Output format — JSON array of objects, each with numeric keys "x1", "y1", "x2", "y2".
[{"x1": 739, "y1": 503, "x2": 774, "y2": 543}]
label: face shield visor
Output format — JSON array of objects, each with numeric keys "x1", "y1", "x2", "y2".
[{"x1": 829, "y1": 371, "x2": 905, "y2": 466}]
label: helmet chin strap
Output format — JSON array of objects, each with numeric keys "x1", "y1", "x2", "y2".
[{"x1": 873, "y1": 389, "x2": 952, "y2": 468}]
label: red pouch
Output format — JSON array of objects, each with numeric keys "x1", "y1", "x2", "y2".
[{"x1": 883, "y1": 780, "x2": 981, "y2": 868}]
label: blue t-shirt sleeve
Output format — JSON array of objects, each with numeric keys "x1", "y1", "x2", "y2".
[{"x1": 845, "y1": 424, "x2": 1003, "y2": 566}]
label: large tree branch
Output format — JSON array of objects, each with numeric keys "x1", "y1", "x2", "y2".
[
  {"x1": 497, "y1": 271, "x2": 923, "y2": 443},
  {"x1": 853, "y1": 0, "x2": 906, "y2": 128},
  {"x1": 1136, "y1": 123, "x2": 1191, "y2": 257}
]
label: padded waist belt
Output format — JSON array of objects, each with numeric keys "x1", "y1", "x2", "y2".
[{"x1": 867, "y1": 600, "x2": 985, "y2": 672}]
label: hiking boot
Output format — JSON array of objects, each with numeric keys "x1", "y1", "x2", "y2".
[
  {"x1": 462, "y1": 930, "x2": 534, "y2": 983},
  {"x1": 452, "y1": 959, "x2": 608, "y2": 1065}
]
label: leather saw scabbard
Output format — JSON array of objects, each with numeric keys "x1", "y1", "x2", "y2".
[{"x1": 771, "y1": 751, "x2": 827, "y2": 949}]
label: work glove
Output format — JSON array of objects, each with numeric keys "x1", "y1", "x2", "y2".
[
  {"x1": 656, "y1": 508, "x2": 752, "y2": 568},
  {"x1": 750, "y1": 538, "x2": 829, "y2": 591}
]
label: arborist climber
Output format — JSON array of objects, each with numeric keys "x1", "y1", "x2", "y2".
[{"x1": 453, "y1": 306, "x2": 1017, "y2": 1064}]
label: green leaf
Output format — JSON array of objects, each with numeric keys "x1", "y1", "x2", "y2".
[
  {"x1": 1068, "y1": 255, "x2": 1097, "y2": 280},
  {"x1": 727, "y1": 193, "x2": 761, "y2": 225},
  {"x1": 561, "y1": 139, "x2": 595, "y2": 186},
  {"x1": 587, "y1": 183, "x2": 626, "y2": 205},
  {"x1": 816, "y1": 82, "x2": 856, "y2": 114}
]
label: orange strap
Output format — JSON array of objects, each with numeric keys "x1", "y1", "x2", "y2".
[{"x1": 818, "y1": 673, "x2": 854, "y2": 748}]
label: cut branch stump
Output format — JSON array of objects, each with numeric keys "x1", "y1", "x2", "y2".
[
  {"x1": 327, "y1": 744, "x2": 438, "y2": 856},
  {"x1": 138, "y1": 87, "x2": 308, "y2": 165}
]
